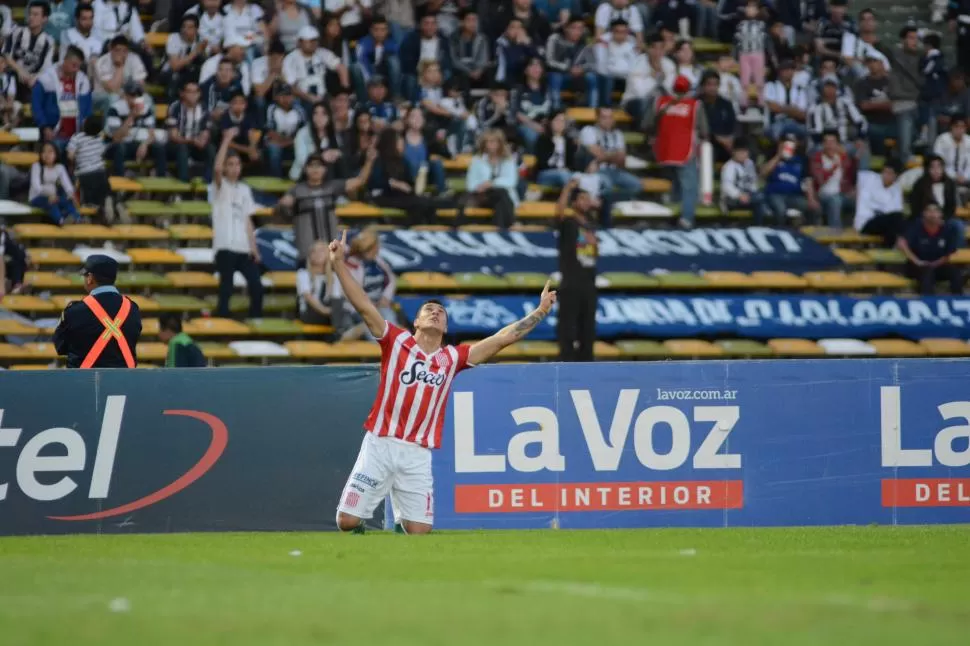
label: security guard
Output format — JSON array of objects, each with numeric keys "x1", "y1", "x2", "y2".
[{"x1": 54, "y1": 254, "x2": 142, "y2": 368}]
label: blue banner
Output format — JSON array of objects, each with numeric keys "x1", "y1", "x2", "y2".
[
  {"x1": 421, "y1": 360, "x2": 970, "y2": 530},
  {"x1": 256, "y1": 227, "x2": 842, "y2": 274},
  {"x1": 398, "y1": 294, "x2": 970, "y2": 340}
]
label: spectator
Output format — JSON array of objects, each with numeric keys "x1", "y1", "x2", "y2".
[
  {"x1": 252, "y1": 38, "x2": 287, "y2": 124},
  {"x1": 361, "y1": 76, "x2": 399, "y2": 130},
  {"x1": 854, "y1": 161, "x2": 904, "y2": 247},
  {"x1": 162, "y1": 14, "x2": 206, "y2": 98},
  {"x1": 653, "y1": 0, "x2": 693, "y2": 37},
  {"x1": 61, "y1": 3, "x2": 103, "y2": 69},
  {"x1": 546, "y1": 16, "x2": 595, "y2": 109},
  {"x1": 355, "y1": 16, "x2": 401, "y2": 99},
  {"x1": 909, "y1": 155, "x2": 963, "y2": 242},
  {"x1": 720, "y1": 142, "x2": 766, "y2": 222},
  {"x1": 461, "y1": 129, "x2": 519, "y2": 229},
  {"x1": 806, "y1": 77, "x2": 868, "y2": 153},
  {"x1": 670, "y1": 39, "x2": 701, "y2": 91},
  {"x1": 698, "y1": 70, "x2": 737, "y2": 163},
  {"x1": 814, "y1": 0, "x2": 853, "y2": 60},
  {"x1": 886, "y1": 26, "x2": 923, "y2": 165},
  {"x1": 219, "y1": 90, "x2": 261, "y2": 166},
  {"x1": 513, "y1": 57, "x2": 551, "y2": 153},
  {"x1": 506, "y1": 0, "x2": 552, "y2": 47},
  {"x1": 0, "y1": 56, "x2": 19, "y2": 127},
  {"x1": 346, "y1": 111, "x2": 376, "y2": 174},
  {"x1": 105, "y1": 80, "x2": 162, "y2": 176},
  {"x1": 414, "y1": 61, "x2": 451, "y2": 128},
  {"x1": 320, "y1": 0, "x2": 373, "y2": 42},
  {"x1": 270, "y1": 0, "x2": 311, "y2": 52},
  {"x1": 29, "y1": 141, "x2": 80, "y2": 225},
  {"x1": 284, "y1": 25, "x2": 347, "y2": 113},
  {"x1": 842, "y1": 8, "x2": 886, "y2": 80},
  {"x1": 898, "y1": 203, "x2": 964, "y2": 295},
  {"x1": 760, "y1": 135, "x2": 811, "y2": 225},
  {"x1": 475, "y1": 82, "x2": 516, "y2": 143},
  {"x1": 580, "y1": 106, "x2": 641, "y2": 227},
  {"x1": 164, "y1": 79, "x2": 214, "y2": 182},
  {"x1": 278, "y1": 149, "x2": 376, "y2": 262},
  {"x1": 328, "y1": 87, "x2": 355, "y2": 149},
  {"x1": 32, "y1": 45, "x2": 92, "y2": 149},
  {"x1": 201, "y1": 57, "x2": 244, "y2": 123},
  {"x1": 46, "y1": 0, "x2": 78, "y2": 46},
  {"x1": 449, "y1": 9, "x2": 489, "y2": 92},
  {"x1": 763, "y1": 59, "x2": 808, "y2": 141},
  {"x1": 932, "y1": 115, "x2": 970, "y2": 193},
  {"x1": 92, "y1": 0, "x2": 145, "y2": 49},
  {"x1": 67, "y1": 114, "x2": 110, "y2": 218},
  {"x1": 199, "y1": 37, "x2": 254, "y2": 97},
  {"x1": 715, "y1": 54, "x2": 744, "y2": 111},
  {"x1": 2, "y1": 1, "x2": 56, "y2": 101},
  {"x1": 938, "y1": 72, "x2": 970, "y2": 134},
  {"x1": 296, "y1": 240, "x2": 335, "y2": 324},
  {"x1": 920, "y1": 32, "x2": 946, "y2": 145},
  {"x1": 594, "y1": 0, "x2": 643, "y2": 42},
  {"x1": 596, "y1": 19, "x2": 638, "y2": 108},
  {"x1": 211, "y1": 127, "x2": 263, "y2": 318},
  {"x1": 401, "y1": 106, "x2": 450, "y2": 195},
  {"x1": 265, "y1": 84, "x2": 306, "y2": 177},
  {"x1": 319, "y1": 14, "x2": 353, "y2": 93},
  {"x1": 620, "y1": 32, "x2": 674, "y2": 122},
  {"x1": 377, "y1": 0, "x2": 416, "y2": 44},
  {"x1": 158, "y1": 313, "x2": 207, "y2": 367},
  {"x1": 809, "y1": 130, "x2": 857, "y2": 228},
  {"x1": 400, "y1": 13, "x2": 451, "y2": 99},
  {"x1": 734, "y1": 0, "x2": 766, "y2": 109},
  {"x1": 193, "y1": 0, "x2": 225, "y2": 56},
  {"x1": 221, "y1": 0, "x2": 265, "y2": 62},
  {"x1": 533, "y1": 0, "x2": 579, "y2": 30},
  {"x1": 290, "y1": 101, "x2": 345, "y2": 181},
  {"x1": 495, "y1": 18, "x2": 536, "y2": 84},
  {"x1": 336, "y1": 226, "x2": 397, "y2": 340},
  {"x1": 805, "y1": 56, "x2": 847, "y2": 106},
  {"x1": 0, "y1": 6, "x2": 10, "y2": 43},
  {"x1": 0, "y1": 225, "x2": 28, "y2": 299},
  {"x1": 440, "y1": 78, "x2": 477, "y2": 150},
  {"x1": 93, "y1": 35, "x2": 147, "y2": 112},
  {"x1": 765, "y1": 19, "x2": 794, "y2": 75},
  {"x1": 369, "y1": 128, "x2": 441, "y2": 225},
  {"x1": 854, "y1": 56, "x2": 894, "y2": 154},
  {"x1": 534, "y1": 110, "x2": 578, "y2": 189},
  {"x1": 554, "y1": 178, "x2": 598, "y2": 362}
]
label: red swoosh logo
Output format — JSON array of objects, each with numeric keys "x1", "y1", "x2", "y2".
[{"x1": 48, "y1": 410, "x2": 228, "y2": 522}]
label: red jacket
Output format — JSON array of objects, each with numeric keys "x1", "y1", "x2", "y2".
[{"x1": 809, "y1": 150, "x2": 856, "y2": 195}]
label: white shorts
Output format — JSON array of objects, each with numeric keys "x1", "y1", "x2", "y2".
[{"x1": 336, "y1": 433, "x2": 434, "y2": 526}]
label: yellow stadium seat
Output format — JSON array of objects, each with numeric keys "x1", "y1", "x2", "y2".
[
  {"x1": 498, "y1": 341, "x2": 559, "y2": 360},
  {"x1": 663, "y1": 339, "x2": 724, "y2": 358},
  {"x1": 49, "y1": 294, "x2": 83, "y2": 308},
  {"x1": 749, "y1": 271, "x2": 808, "y2": 289},
  {"x1": 868, "y1": 339, "x2": 926, "y2": 357},
  {"x1": 59, "y1": 224, "x2": 115, "y2": 240},
  {"x1": 128, "y1": 295, "x2": 161, "y2": 312},
  {"x1": 109, "y1": 176, "x2": 143, "y2": 192},
  {"x1": 23, "y1": 343, "x2": 59, "y2": 359},
  {"x1": 851, "y1": 271, "x2": 911, "y2": 290},
  {"x1": 803, "y1": 271, "x2": 860, "y2": 290},
  {"x1": 702, "y1": 271, "x2": 754, "y2": 289},
  {"x1": 0, "y1": 320, "x2": 41, "y2": 336},
  {"x1": 441, "y1": 154, "x2": 472, "y2": 171},
  {"x1": 166, "y1": 271, "x2": 219, "y2": 288},
  {"x1": 199, "y1": 343, "x2": 237, "y2": 360},
  {"x1": 0, "y1": 343, "x2": 33, "y2": 359},
  {"x1": 641, "y1": 178, "x2": 672, "y2": 193},
  {"x1": 397, "y1": 272, "x2": 459, "y2": 290},
  {"x1": 833, "y1": 248, "x2": 871, "y2": 265},
  {"x1": 412, "y1": 224, "x2": 451, "y2": 231},
  {"x1": 0, "y1": 295, "x2": 57, "y2": 313},
  {"x1": 566, "y1": 107, "x2": 632, "y2": 124},
  {"x1": 0, "y1": 131, "x2": 21, "y2": 145},
  {"x1": 284, "y1": 341, "x2": 333, "y2": 359},
  {"x1": 336, "y1": 201, "x2": 402, "y2": 218},
  {"x1": 949, "y1": 249, "x2": 970, "y2": 264},
  {"x1": 322, "y1": 341, "x2": 382, "y2": 360},
  {"x1": 144, "y1": 32, "x2": 169, "y2": 48},
  {"x1": 28, "y1": 248, "x2": 81, "y2": 265},
  {"x1": 13, "y1": 223, "x2": 62, "y2": 240},
  {"x1": 918, "y1": 338, "x2": 970, "y2": 356},
  {"x1": 184, "y1": 318, "x2": 252, "y2": 336},
  {"x1": 25, "y1": 271, "x2": 72, "y2": 289},
  {"x1": 112, "y1": 225, "x2": 170, "y2": 241},
  {"x1": 137, "y1": 342, "x2": 169, "y2": 362},
  {"x1": 767, "y1": 338, "x2": 826, "y2": 357},
  {"x1": 155, "y1": 104, "x2": 168, "y2": 120},
  {"x1": 800, "y1": 227, "x2": 881, "y2": 246},
  {"x1": 459, "y1": 224, "x2": 499, "y2": 232},
  {"x1": 593, "y1": 341, "x2": 621, "y2": 359},
  {"x1": 169, "y1": 224, "x2": 213, "y2": 240},
  {"x1": 265, "y1": 271, "x2": 297, "y2": 289},
  {"x1": 516, "y1": 202, "x2": 559, "y2": 219},
  {"x1": 614, "y1": 339, "x2": 667, "y2": 358},
  {"x1": 10, "y1": 364, "x2": 53, "y2": 370},
  {"x1": 435, "y1": 206, "x2": 492, "y2": 218},
  {"x1": 142, "y1": 318, "x2": 160, "y2": 336},
  {"x1": 128, "y1": 248, "x2": 185, "y2": 264},
  {"x1": 511, "y1": 223, "x2": 549, "y2": 232},
  {"x1": 0, "y1": 151, "x2": 38, "y2": 167},
  {"x1": 300, "y1": 323, "x2": 334, "y2": 335}
]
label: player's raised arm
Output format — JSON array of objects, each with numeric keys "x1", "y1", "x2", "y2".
[
  {"x1": 329, "y1": 230, "x2": 386, "y2": 338},
  {"x1": 468, "y1": 280, "x2": 557, "y2": 365}
]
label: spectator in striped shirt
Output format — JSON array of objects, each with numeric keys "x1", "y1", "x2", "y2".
[
  {"x1": 0, "y1": 56, "x2": 22, "y2": 127},
  {"x1": 163, "y1": 79, "x2": 214, "y2": 182},
  {"x1": 265, "y1": 83, "x2": 307, "y2": 177},
  {"x1": 67, "y1": 114, "x2": 110, "y2": 219},
  {"x1": 806, "y1": 77, "x2": 868, "y2": 154},
  {"x1": 734, "y1": 0, "x2": 766, "y2": 109},
  {"x1": 2, "y1": 1, "x2": 56, "y2": 102},
  {"x1": 104, "y1": 80, "x2": 164, "y2": 176}
]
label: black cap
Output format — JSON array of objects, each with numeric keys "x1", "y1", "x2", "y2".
[
  {"x1": 80, "y1": 254, "x2": 119, "y2": 284},
  {"x1": 123, "y1": 80, "x2": 143, "y2": 96},
  {"x1": 305, "y1": 153, "x2": 326, "y2": 166}
]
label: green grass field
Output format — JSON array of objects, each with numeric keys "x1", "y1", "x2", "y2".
[{"x1": 1, "y1": 526, "x2": 967, "y2": 645}]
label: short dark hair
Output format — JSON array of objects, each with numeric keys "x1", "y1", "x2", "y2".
[
  {"x1": 229, "y1": 90, "x2": 247, "y2": 102},
  {"x1": 75, "y1": 2, "x2": 93, "y2": 19},
  {"x1": 110, "y1": 35, "x2": 130, "y2": 49},
  {"x1": 63, "y1": 45, "x2": 85, "y2": 62},
  {"x1": 924, "y1": 33, "x2": 942, "y2": 50},
  {"x1": 609, "y1": 18, "x2": 629, "y2": 29},
  {"x1": 420, "y1": 299, "x2": 447, "y2": 320},
  {"x1": 883, "y1": 158, "x2": 903, "y2": 175},
  {"x1": 899, "y1": 26, "x2": 917, "y2": 39},
  {"x1": 181, "y1": 79, "x2": 199, "y2": 92},
  {"x1": 821, "y1": 128, "x2": 841, "y2": 141},
  {"x1": 28, "y1": 1, "x2": 51, "y2": 18},
  {"x1": 859, "y1": 8, "x2": 875, "y2": 18},
  {"x1": 181, "y1": 13, "x2": 200, "y2": 28},
  {"x1": 160, "y1": 313, "x2": 183, "y2": 333},
  {"x1": 951, "y1": 113, "x2": 967, "y2": 126},
  {"x1": 82, "y1": 114, "x2": 103, "y2": 137},
  {"x1": 268, "y1": 38, "x2": 286, "y2": 55},
  {"x1": 371, "y1": 15, "x2": 388, "y2": 26},
  {"x1": 218, "y1": 58, "x2": 234, "y2": 68}
]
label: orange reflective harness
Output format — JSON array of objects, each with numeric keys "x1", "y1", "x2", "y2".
[{"x1": 79, "y1": 295, "x2": 136, "y2": 368}]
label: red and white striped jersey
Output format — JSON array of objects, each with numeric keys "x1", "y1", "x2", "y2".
[{"x1": 363, "y1": 322, "x2": 474, "y2": 449}]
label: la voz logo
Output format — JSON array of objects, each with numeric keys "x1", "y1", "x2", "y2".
[{"x1": 0, "y1": 395, "x2": 228, "y2": 521}]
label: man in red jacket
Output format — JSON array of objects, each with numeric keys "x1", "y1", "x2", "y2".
[{"x1": 808, "y1": 129, "x2": 858, "y2": 228}]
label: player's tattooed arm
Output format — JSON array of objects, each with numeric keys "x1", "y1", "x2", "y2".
[{"x1": 468, "y1": 280, "x2": 558, "y2": 365}]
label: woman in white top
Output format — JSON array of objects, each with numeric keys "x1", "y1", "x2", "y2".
[
  {"x1": 29, "y1": 142, "x2": 80, "y2": 225},
  {"x1": 461, "y1": 129, "x2": 520, "y2": 229},
  {"x1": 668, "y1": 39, "x2": 701, "y2": 92},
  {"x1": 222, "y1": 0, "x2": 266, "y2": 62},
  {"x1": 209, "y1": 127, "x2": 263, "y2": 318},
  {"x1": 296, "y1": 240, "x2": 334, "y2": 324}
]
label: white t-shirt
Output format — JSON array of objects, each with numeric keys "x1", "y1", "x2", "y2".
[
  {"x1": 595, "y1": 36, "x2": 638, "y2": 78},
  {"x1": 324, "y1": 0, "x2": 374, "y2": 27},
  {"x1": 196, "y1": 10, "x2": 225, "y2": 53},
  {"x1": 579, "y1": 125, "x2": 625, "y2": 168},
  {"x1": 283, "y1": 48, "x2": 341, "y2": 97},
  {"x1": 95, "y1": 52, "x2": 147, "y2": 94},
  {"x1": 209, "y1": 180, "x2": 257, "y2": 253},
  {"x1": 419, "y1": 37, "x2": 439, "y2": 63},
  {"x1": 199, "y1": 53, "x2": 253, "y2": 95},
  {"x1": 854, "y1": 170, "x2": 902, "y2": 231},
  {"x1": 594, "y1": 3, "x2": 643, "y2": 34},
  {"x1": 296, "y1": 267, "x2": 329, "y2": 315},
  {"x1": 818, "y1": 153, "x2": 843, "y2": 196},
  {"x1": 61, "y1": 28, "x2": 104, "y2": 62},
  {"x1": 222, "y1": 2, "x2": 264, "y2": 45}
]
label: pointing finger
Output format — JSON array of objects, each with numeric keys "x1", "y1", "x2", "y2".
[
  {"x1": 543, "y1": 279, "x2": 551, "y2": 292},
  {"x1": 340, "y1": 229, "x2": 347, "y2": 245}
]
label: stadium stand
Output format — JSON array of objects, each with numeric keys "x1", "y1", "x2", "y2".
[{"x1": 2, "y1": 0, "x2": 970, "y2": 368}]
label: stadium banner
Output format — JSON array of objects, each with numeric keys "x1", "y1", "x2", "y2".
[
  {"x1": 397, "y1": 294, "x2": 970, "y2": 340},
  {"x1": 420, "y1": 359, "x2": 970, "y2": 530},
  {"x1": 0, "y1": 367, "x2": 377, "y2": 536},
  {"x1": 255, "y1": 227, "x2": 842, "y2": 274}
]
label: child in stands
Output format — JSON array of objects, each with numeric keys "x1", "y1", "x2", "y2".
[
  {"x1": 67, "y1": 115, "x2": 111, "y2": 222},
  {"x1": 30, "y1": 142, "x2": 80, "y2": 225}
]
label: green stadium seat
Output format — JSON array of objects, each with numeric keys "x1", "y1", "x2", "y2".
[
  {"x1": 614, "y1": 339, "x2": 668, "y2": 358},
  {"x1": 505, "y1": 272, "x2": 552, "y2": 290},
  {"x1": 452, "y1": 272, "x2": 510, "y2": 291},
  {"x1": 173, "y1": 201, "x2": 214, "y2": 217},
  {"x1": 716, "y1": 339, "x2": 774, "y2": 357},
  {"x1": 246, "y1": 318, "x2": 306, "y2": 335},
  {"x1": 166, "y1": 271, "x2": 219, "y2": 288},
  {"x1": 136, "y1": 177, "x2": 193, "y2": 194},
  {"x1": 152, "y1": 294, "x2": 209, "y2": 312},
  {"x1": 245, "y1": 177, "x2": 294, "y2": 193},
  {"x1": 111, "y1": 225, "x2": 170, "y2": 241},
  {"x1": 115, "y1": 271, "x2": 172, "y2": 289},
  {"x1": 663, "y1": 339, "x2": 724, "y2": 358},
  {"x1": 169, "y1": 224, "x2": 213, "y2": 241},
  {"x1": 600, "y1": 272, "x2": 658, "y2": 289},
  {"x1": 655, "y1": 272, "x2": 708, "y2": 289},
  {"x1": 125, "y1": 200, "x2": 170, "y2": 218},
  {"x1": 201, "y1": 293, "x2": 294, "y2": 314}
]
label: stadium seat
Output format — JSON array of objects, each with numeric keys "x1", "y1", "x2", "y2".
[
  {"x1": 169, "y1": 224, "x2": 213, "y2": 241},
  {"x1": 137, "y1": 177, "x2": 192, "y2": 194},
  {"x1": 166, "y1": 271, "x2": 219, "y2": 288},
  {"x1": 452, "y1": 272, "x2": 510, "y2": 290},
  {"x1": 128, "y1": 248, "x2": 185, "y2": 264},
  {"x1": 817, "y1": 338, "x2": 877, "y2": 355},
  {"x1": 614, "y1": 339, "x2": 670, "y2": 358},
  {"x1": 593, "y1": 341, "x2": 622, "y2": 359},
  {"x1": 852, "y1": 271, "x2": 911, "y2": 290},
  {"x1": 28, "y1": 248, "x2": 81, "y2": 266},
  {"x1": 128, "y1": 295, "x2": 161, "y2": 312},
  {"x1": 865, "y1": 248, "x2": 906, "y2": 265},
  {"x1": 0, "y1": 131, "x2": 21, "y2": 145},
  {"x1": 141, "y1": 318, "x2": 160, "y2": 337},
  {"x1": 73, "y1": 246, "x2": 131, "y2": 264},
  {"x1": 516, "y1": 202, "x2": 560, "y2": 219},
  {"x1": 663, "y1": 339, "x2": 724, "y2": 358},
  {"x1": 566, "y1": 107, "x2": 632, "y2": 124},
  {"x1": 265, "y1": 271, "x2": 298, "y2": 289},
  {"x1": 152, "y1": 294, "x2": 208, "y2": 312},
  {"x1": 172, "y1": 201, "x2": 215, "y2": 218},
  {"x1": 411, "y1": 224, "x2": 451, "y2": 231},
  {"x1": 918, "y1": 338, "x2": 970, "y2": 356},
  {"x1": 655, "y1": 272, "x2": 709, "y2": 289},
  {"x1": 803, "y1": 271, "x2": 860, "y2": 291},
  {"x1": 0, "y1": 320, "x2": 42, "y2": 336},
  {"x1": 10, "y1": 364, "x2": 52, "y2": 370},
  {"x1": 137, "y1": 342, "x2": 169, "y2": 362},
  {"x1": 398, "y1": 272, "x2": 459, "y2": 291},
  {"x1": 299, "y1": 323, "x2": 334, "y2": 335},
  {"x1": 199, "y1": 342, "x2": 237, "y2": 361},
  {"x1": 749, "y1": 271, "x2": 809, "y2": 289},
  {"x1": 108, "y1": 176, "x2": 143, "y2": 192},
  {"x1": 0, "y1": 295, "x2": 58, "y2": 314},
  {"x1": 600, "y1": 272, "x2": 658, "y2": 289},
  {"x1": 337, "y1": 201, "x2": 406, "y2": 219},
  {"x1": 801, "y1": 227, "x2": 881, "y2": 246},
  {"x1": 702, "y1": 271, "x2": 755, "y2": 289},
  {"x1": 228, "y1": 341, "x2": 291, "y2": 359},
  {"x1": 868, "y1": 339, "x2": 926, "y2": 357},
  {"x1": 641, "y1": 178, "x2": 672, "y2": 194},
  {"x1": 0, "y1": 151, "x2": 39, "y2": 167},
  {"x1": 184, "y1": 318, "x2": 252, "y2": 336},
  {"x1": 284, "y1": 341, "x2": 333, "y2": 359},
  {"x1": 48, "y1": 294, "x2": 83, "y2": 309},
  {"x1": 833, "y1": 248, "x2": 870, "y2": 265},
  {"x1": 498, "y1": 341, "x2": 558, "y2": 360},
  {"x1": 22, "y1": 342, "x2": 59, "y2": 359},
  {"x1": 176, "y1": 248, "x2": 217, "y2": 264},
  {"x1": 716, "y1": 339, "x2": 774, "y2": 357},
  {"x1": 245, "y1": 177, "x2": 294, "y2": 194},
  {"x1": 125, "y1": 200, "x2": 170, "y2": 218},
  {"x1": 0, "y1": 343, "x2": 33, "y2": 360},
  {"x1": 246, "y1": 318, "x2": 305, "y2": 335},
  {"x1": 321, "y1": 340, "x2": 382, "y2": 360},
  {"x1": 504, "y1": 272, "x2": 553, "y2": 290},
  {"x1": 25, "y1": 271, "x2": 72, "y2": 289},
  {"x1": 204, "y1": 294, "x2": 293, "y2": 314},
  {"x1": 949, "y1": 249, "x2": 970, "y2": 264},
  {"x1": 116, "y1": 271, "x2": 172, "y2": 289},
  {"x1": 13, "y1": 223, "x2": 67, "y2": 240},
  {"x1": 113, "y1": 225, "x2": 171, "y2": 241}
]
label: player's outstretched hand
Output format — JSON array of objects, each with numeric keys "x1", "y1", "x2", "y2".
[
  {"x1": 538, "y1": 279, "x2": 557, "y2": 314},
  {"x1": 329, "y1": 229, "x2": 347, "y2": 263}
]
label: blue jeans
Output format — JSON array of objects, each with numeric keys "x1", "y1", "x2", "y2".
[
  {"x1": 599, "y1": 167, "x2": 642, "y2": 228},
  {"x1": 819, "y1": 193, "x2": 848, "y2": 228},
  {"x1": 354, "y1": 57, "x2": 402, "y2": 100},
  {"x1": 599, "y1": 75, "x2": 624, "y2": 107},
  {"x1": 518, "y1": 125, "x2": 541, "y2": 153},
  {"x1": 537, "y1": 168, "x2": 573, "y2": 188},
  {"x1": 896, "y1": 107, "x2": 919, "y2": 166},
  {"x1": 548, "y1": 70, "x2": 599, "y2": 108},
  {"x1": 31, "y1": 191, "x2": 79, "y2": 224},
  {"x1": 109, "y1": 141, "x2": 165, "y2": 176},
  {"x1": 674, "y1": 161, "x2": 699, "y2": 226},
  {"x1": 950, "y1": 217, "x2": 967, "y2": 248},
  {"x1": 866, "y1": 121, "x2": 896, "y2": 154},
  {"x1": 765, "y1": 193, "x2": 808, "y2": 225},
  {"x1": 695, "y1": 3, "x2": 718, "y2": 37},
  {"x1": 265, "y1": 143, "x2": 294, "y2": 178},
  {"x1": 725, "y1": 192, "x2": 767, "y2": 223},
  {"x1": 167, "y1": 142, "x2": 214, "y2": 182},
  {"x1": 623, "y1": 98, "x2": 649, "y2": 126},
  {"x1": 407, "y1": 157, "x2": 448, "y2": 193}
]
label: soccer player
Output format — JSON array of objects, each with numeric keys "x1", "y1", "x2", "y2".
[{"x1": 329, "y1": 230, "x2": 557, "y2": 535}]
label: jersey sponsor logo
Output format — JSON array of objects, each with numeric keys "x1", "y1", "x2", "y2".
[
  {"x1": 400, "y1": 359, "x2": 447, "y2": 387},
  {"x1": 353, "y1": 472, "x2": 380, "y2": 488}
]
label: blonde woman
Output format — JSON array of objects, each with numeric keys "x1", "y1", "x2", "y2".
[
  {"x1": 295, "y1": 240, "x2": 335, "y2": 325},
  {"x1": 461, "y1": 129, "x2": 519, "y2": 229},
  {"x1": 332, "y1": 226, "x2": 398, "y2": 340}
]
